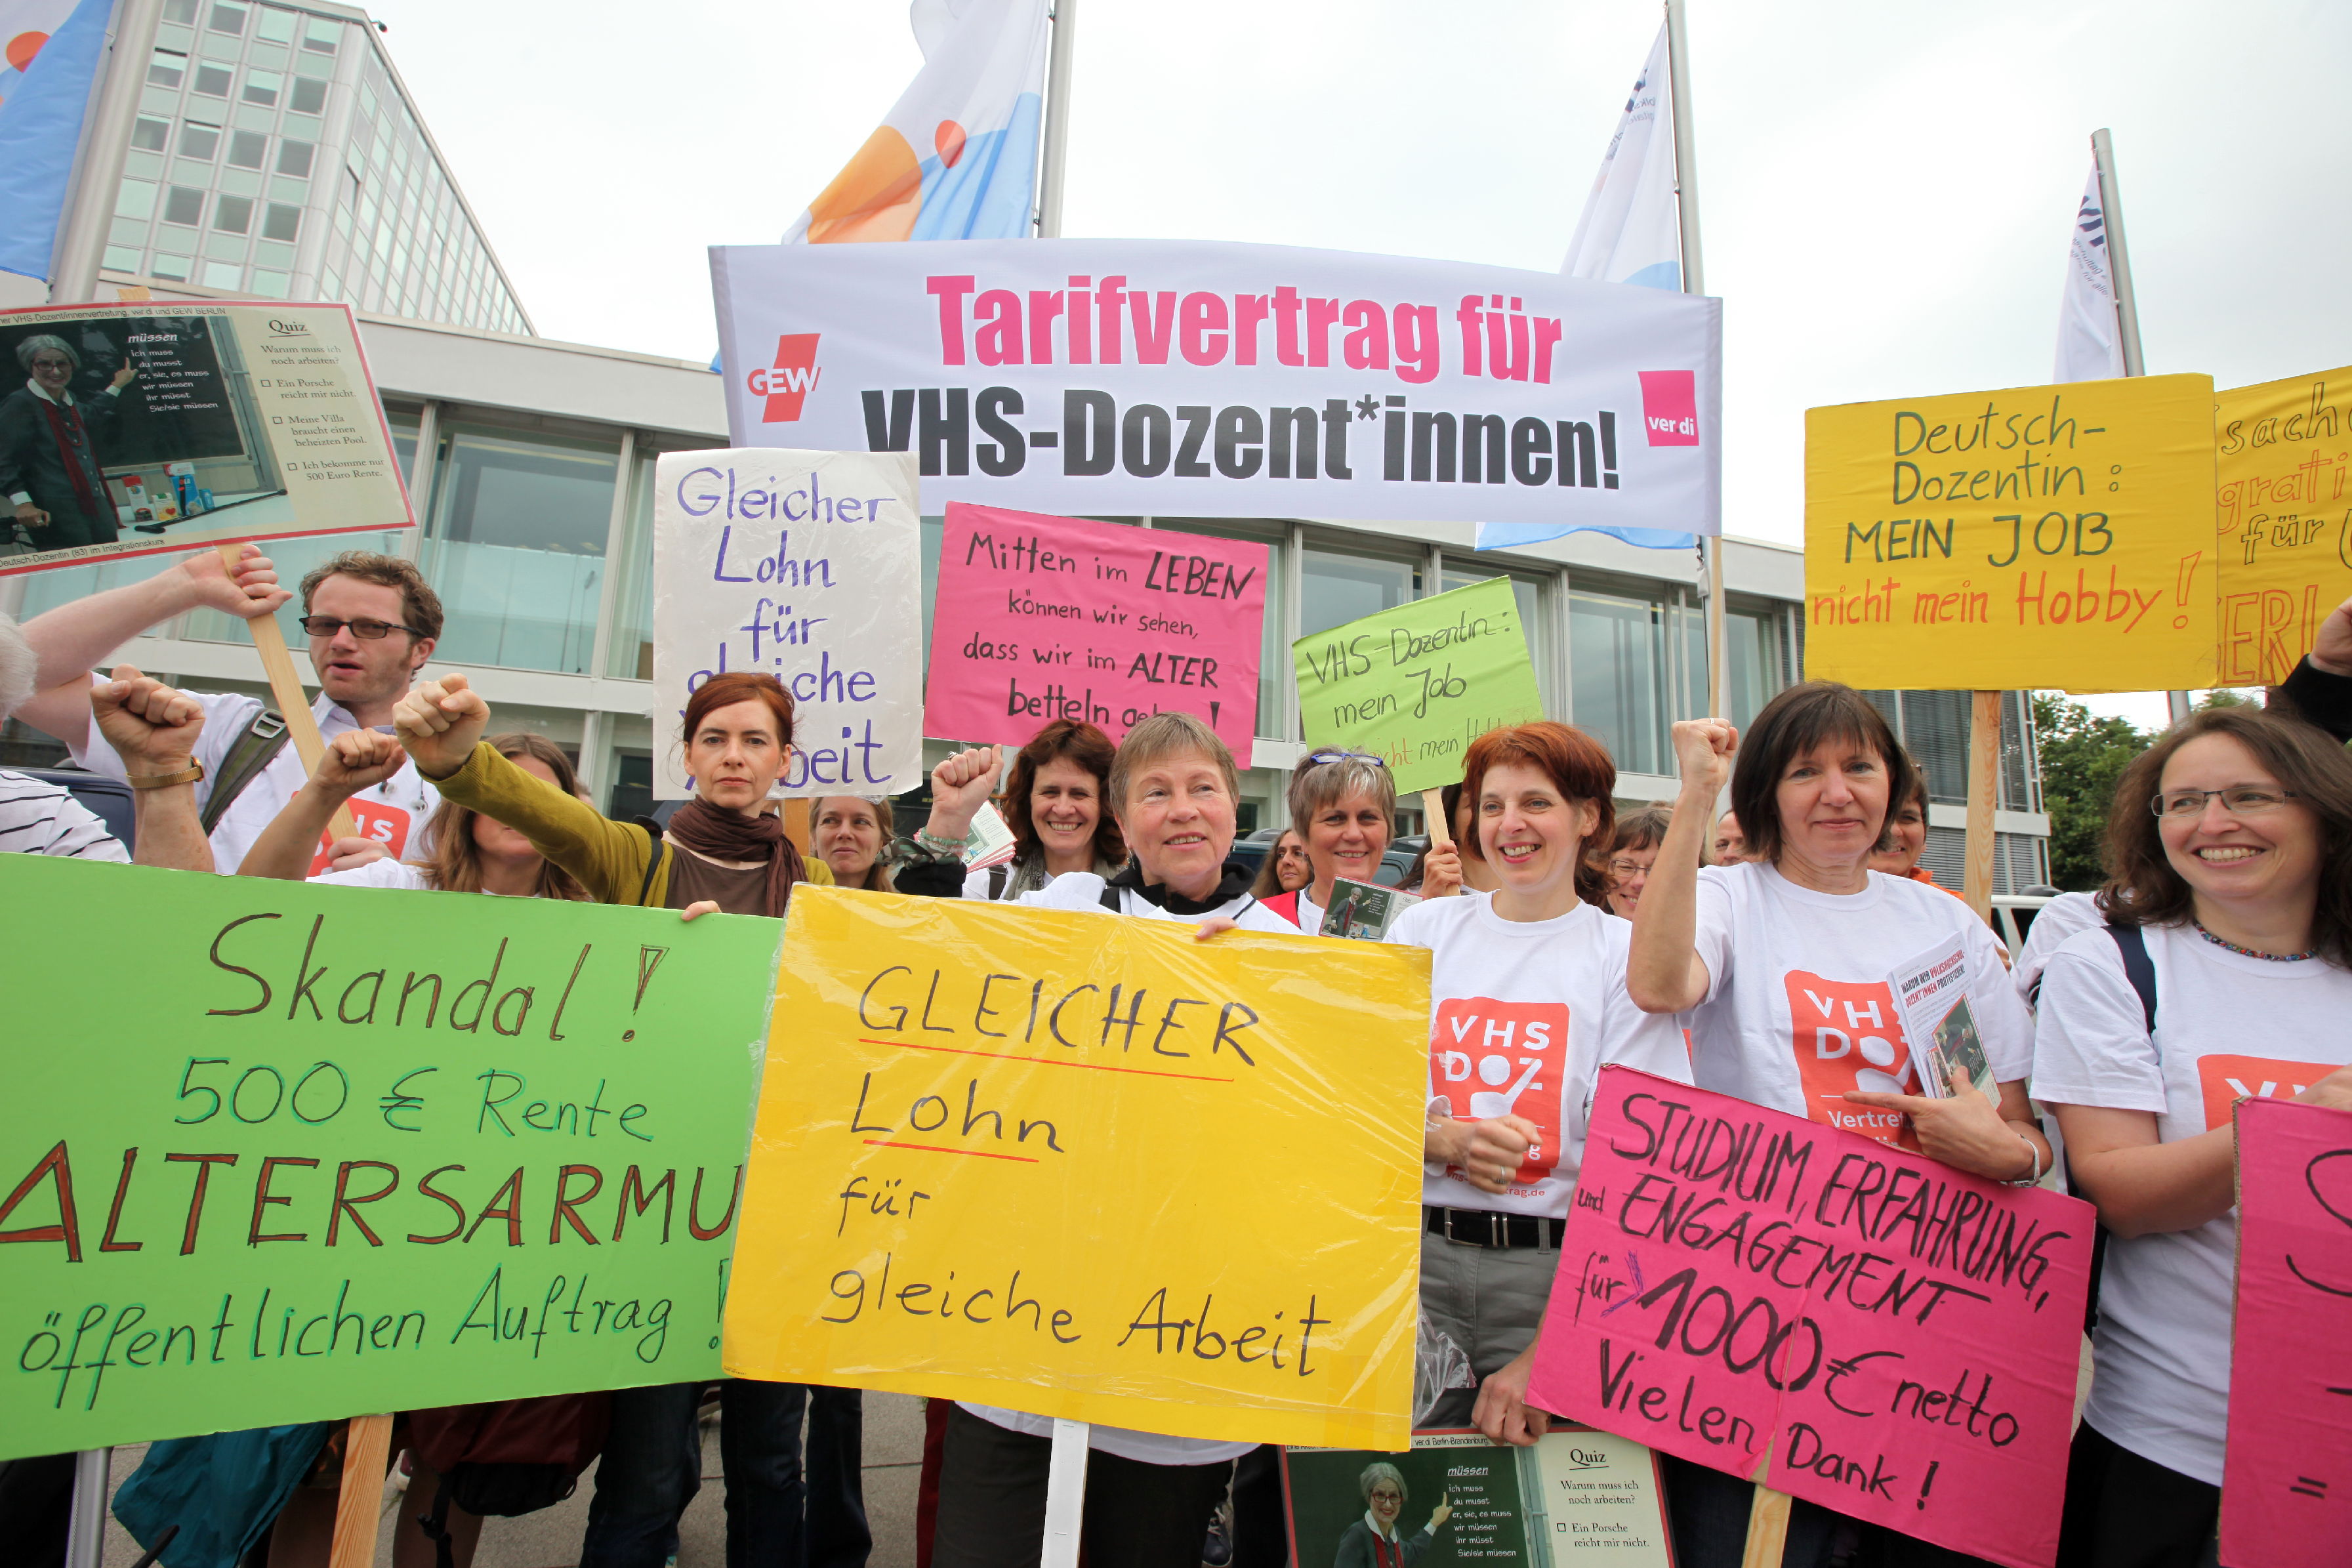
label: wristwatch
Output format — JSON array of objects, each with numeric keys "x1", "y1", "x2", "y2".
[{"x1": 125, "y1": 762, "x2": 205, "y2": 790}]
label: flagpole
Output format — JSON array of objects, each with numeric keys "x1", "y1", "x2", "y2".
[
  {"x1": 1035, "y1": 0, "x2": 1077, "y2": 238},
  {"x1": 1663, "y1": 0, "x2": 1725, "y2": 718},
  {"x1": 49, "y1": 0, "x2": 165, "y2": 302}
]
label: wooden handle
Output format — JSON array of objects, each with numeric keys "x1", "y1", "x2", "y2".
[
  {"x1": 1962, "y1": 689, "x2": 2001, "y2": 922},
  {"x1": 327, "y1": 1413, "x2": 394, "y2": 1568},
  {"x1": 783, "y1": 797, "x2": 812, "y2": 856},
  {"x1": 1420, "y1": 788, "x2": 1452, "y2": 850},
  {"x1": 1741, "y1": 1483, "x2": 1793, "y2": 1568},
  {"x1": 215, "y1": 545, "x2": 359, "y2": 843}
]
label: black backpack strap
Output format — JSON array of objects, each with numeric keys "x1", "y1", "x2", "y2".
[
  {"x1": 199, "y1": 707, "x2": 291, "y2": 835},
  {"x1": 632, "y1": 818, "x2": 669, "y2": 907},
  {"x1": 2104, "y1": 923, "x2": 2158, "y2": 1034},
  {"x1": 988, "y1": 863, "x2": 1008, "y2": 901}
]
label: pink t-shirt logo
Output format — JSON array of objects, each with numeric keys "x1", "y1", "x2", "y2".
[
  {"x1": 1430, "y1": 996, "x2": 1571, "y2": 1184},
  {"x1": 1783, "y1": 970, "x2": 1920, "y2": 1147}
]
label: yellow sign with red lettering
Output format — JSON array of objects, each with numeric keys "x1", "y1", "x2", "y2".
[
  {"x1": 722, "y1": 888, "x2": 1428, "y2": 1450},
  {"x1": 1804, "y1": 374, "x2": 2219, "y2": 690},
  {"x1": 2213, "y1": 364, "x2": 2352, "y2": 686}
]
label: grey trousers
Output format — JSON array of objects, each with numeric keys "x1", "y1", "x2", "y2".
[{"x1": 1416, "y1": 1223, "x2": 1560, "y2": 1428}]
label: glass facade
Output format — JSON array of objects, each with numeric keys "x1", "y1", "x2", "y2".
[
  {"x1": 418, "y1": 426, "x2": 620, "y2": 673},
  {"x1": 112, "y1": 1, "x2": 529, "y2": 332}
]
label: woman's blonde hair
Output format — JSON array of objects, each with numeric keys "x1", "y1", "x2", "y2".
[
  {"x1": 417, "y1": 733, "x2": 589, "y2": 900},
  {"x1": 813, "y1": 794, "x2": 896, "y2": 891}
]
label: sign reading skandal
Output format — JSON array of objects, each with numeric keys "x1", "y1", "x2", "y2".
[
  {"x1": 723, "y1": 888, "x2": 1430, "y2": 1450},
  {"x1": 0, "y1": 856, "x2": 782, "y2": 1460},
  {"x1": 0, "y1": 301, "x2": 413, "y2": 575},
  {"x1": 1804, "y1": 373, "x2": 2219, "y2": 691},
  {"x1": 709, "y1": 238, "x2": 1721, "y2": 535}
]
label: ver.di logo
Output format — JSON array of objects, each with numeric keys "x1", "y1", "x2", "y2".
[{"x1": 749, "y1": 334, "x2": 821, "y2": 422}]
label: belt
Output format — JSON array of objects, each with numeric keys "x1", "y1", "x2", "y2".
[{"x1": 1425, "y1": 1206, "x2": 1565, "y2": 1249}]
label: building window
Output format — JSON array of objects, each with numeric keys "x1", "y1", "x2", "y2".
[
  {"x1": 207, "y1": 1, "x2": 245, "y2": 34},
  {"x1": 226, "y1": 129, "x2": 266, "y2": 168},
  {"x1": 131, "y1": 117, "x2": 169, "y2": 152},
  {"x1": 255, "y1": 5, "x2": 294, "y2": 43},
  {"x1": 114, "y1": 180, "x2": 158, "y2": 220},
  {"x1": 176, "y1": 121, "x2": 219, "y2": 159},
  {"x1": 212, "y1": 195, "x2": 252, "y2": 234},
  {"x1": 1568, "y1": 587, "x2": 1671, "y2": 777},
  {"x1": 161, "y1": 186, "x2": 205, "y2": 226},
  {"x1": 276, "y1": 138, "x2": 312, "y2": 176},
  {"x1": 260, "y1": 202, "x2": 300, "y2": 242},
  {"x1": 148, "y1": 49, "x2": 186, "y2": 87},
  {"x1": 161, "y1": 0, "x2": 196, "y2": 20},
  {"x1": 193, "y1": 61, "x2": 231, "y2": 96},
  {"x1": 302, "y1": 16, "x2": 337, "y2": 52},
  {"x1": 420, "y1": 425, "x2": 621, "y2": 674},
  {"x1": 1301, "y1": 544, "x2": 1418, "y2": 638},
  {"x1": 250, "y1": 269, "x2": 290, "y2": 298},
  {"x1": 153, "y1": 253, "x2": 192, "y2": 281},
  {"x1": 289, "y1": 75, "x2": 325, "y2": 115},
  {"x1": 606, "y1": 453, "x2": 658, "y2": 680},
  {"x1": 1720, "y1": 602, "x2": 1784, "y2": 732},
  {"x1": 201, "y1": 260, "x2": 241, "y2": 289},
  {"x1": 241, "y1": 70, "x2": 281, "y2": 108},
  {"x1": 102, "y1": 244, "x2": 143, "y2": 272}
]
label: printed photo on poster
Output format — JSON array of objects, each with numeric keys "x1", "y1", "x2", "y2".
[{"x1": 0, "y1": 302, "x2": 413, "y2": 575}]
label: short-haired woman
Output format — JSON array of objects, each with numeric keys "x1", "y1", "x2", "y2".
[
  {"x1": 1260, "y1": 752, "x2": 1460, "y2": 929},
  {"x1": 1250, "y1": 825, "x2": 1311, "y2": 899},
  {"x1": 1627, "y1": 682, "x2": 2045, "y2": 1567},
  {"x1": 2035, "y1": 707, "x2": 2352, "y2": 1568},
  {"x1": 900, "y1": 717, "x2": 1128, "y2": 899},
  {"x1": 1, "y1": 333, "x2": 136, "y2": 550},
  {"x1": 1392, "y1": 724, "x2": 1689, "y2": 1445},
  {"x1": 1334, "y1": 1462, "x2": 1453, "y2": 1568},
  {"x1": 389, "y1": 669, "x2": 856, "y2": 1568},
  {"x1": 934, "y1": 712, "x2": 1296, "y2": 1568},
  {"x1": 814, "y1": 794, "x2": 896, "y2": 890},
  {"x1": 1600, "y1": 804, "x2": 1672, "y2": 919}
]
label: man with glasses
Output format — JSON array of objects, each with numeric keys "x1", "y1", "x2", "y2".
[
  {"x1": 15, "y1": 547, "x2": 445, "y2": 873},
  {"x1": 2, "y1": 333, "x2": 138, "y2": 552}
]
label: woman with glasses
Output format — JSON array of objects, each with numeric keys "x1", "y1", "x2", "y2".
[
  {"x1": 1333, "y1": 1464, "x2": 1453, "y2": 1568},
  {"x1": 1263, "y1": 750, "x2": 1460, "y2": 930},
  {"x1": 1250, "y1": 825, "x2": 1311, "y2": 899},
  {"x1": 1599, "y1": 805, "x2": 1670, "y2": 919},
  {"x1": 1, "y1": 334, "x2": 136, "y2": 551},
  {"x1": 2034, "y1": 707, "x2": 2352, "y2": 1568}
]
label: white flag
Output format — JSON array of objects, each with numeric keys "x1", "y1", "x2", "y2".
[
  {"x1": 2054, "y1": 165, "x2": 2126, "y2": 381},
  {"x1": 1561, "y1": 24, "x2": 1682, "y2": 290}
]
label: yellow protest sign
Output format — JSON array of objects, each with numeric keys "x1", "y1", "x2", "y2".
[
  {"x1": 2213, "y1": 365, "x2": 2352, "y2": 685},
  {"x1": 724, "y1": 888, "x2": 1429, "y2": 1450},
  {"x1": 1804, "y1": 374, "x2": 2219, "y2": 690}
]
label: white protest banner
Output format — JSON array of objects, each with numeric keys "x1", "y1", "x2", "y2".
[
  {"x1": 650, "y1": 449, "x2": 922, "y2": 798},
  {"x1": 709, "y1": 239, "x2": 1721, "y2": 534}
]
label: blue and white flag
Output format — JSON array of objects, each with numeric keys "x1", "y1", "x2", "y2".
[
  {"x1": 2054, "y1": 164, "x2": 2126, "y2": 382},
  {"x1": 0, "y1": 0, "x2": 110, "y2": 282}
]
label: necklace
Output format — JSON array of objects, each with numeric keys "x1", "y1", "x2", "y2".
[{"x1": 2193, "y1": 920, "x2": 2315, "y2": 962}]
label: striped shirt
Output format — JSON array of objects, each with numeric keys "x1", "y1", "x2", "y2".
[{"x1": 0, "y1": 771, "x2": 130, "y2": 861}]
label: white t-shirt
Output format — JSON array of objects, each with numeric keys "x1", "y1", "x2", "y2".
[
  {"x1": 0, "y1": 770, "x2": 129, "y2": 861},
  {"x1": 2031, "y1": 922, "x2": 2352, "y2": 1485},
  {"x1": 308, "y1": 859, "x2": 433, "y2": 891},
  {"x1": 2014, "y1": 890, "x2": 2103, "y2": 1006},
  {"x1": 72, "y1": 685, "x2": 439, "y2": 875},
  {"x1": 1685, "y1": 861, "x2": 2033, "y2": 1144},
  {"x1": 959, "y1": 869, "x2": 1292, "y2": 1468},
  {"x1": 1389, "y1": 892, "x2": 1691, "y2": 1217}
]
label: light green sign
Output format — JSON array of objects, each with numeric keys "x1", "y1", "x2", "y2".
[
  {"x1": 1292, "y1": 577, "x2": 1546, "y2": 794},
  {"x1": 0, "y1": 854, "x2": 782, "y2": 1459}
]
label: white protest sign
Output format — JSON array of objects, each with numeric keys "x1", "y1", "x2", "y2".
[
  {"x1": 651, "y1": 448, "x2": 922, "y2": 799},
  {"x1": 709, "y1": 237, "x2": 1721, "y2": 534}
]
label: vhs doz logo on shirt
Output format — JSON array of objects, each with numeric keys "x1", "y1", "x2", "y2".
[
  {"x1": 1784, "y1": 970, "x2": 1919, "y2": 1146},
  {"x1": 1430, "y1": 997, "x2": 1571, "y2": 1186}
]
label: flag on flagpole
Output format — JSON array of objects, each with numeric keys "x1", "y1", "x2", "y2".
[
  {"x1": 0, "y1": 0, "x2": 110, "y2": 282},
  {"x1": 785, "y1": 0, "x2": 1048, "y2": 245},
  {"x1": 2054, "y1": 164, "x2": 2126, "y2": 382},
  {"x1": 1481, "y1": 22, "x2": 1695, "y2": 552}
]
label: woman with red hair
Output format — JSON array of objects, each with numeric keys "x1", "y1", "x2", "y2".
[
  {"x1": 390, "y1": 668, "x2": 856, "y2": 1568},
  {"x1": 1387, "y1": 721, "x2": 1689, "y2": 1445}
]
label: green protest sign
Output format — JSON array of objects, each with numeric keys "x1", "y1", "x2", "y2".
[
  {"x1": 1291, "y1": 577, "x2": 1546, "y2": 794},
  {"x1": 0, "y1": 855, "x2": 781, "y2": 1460}
]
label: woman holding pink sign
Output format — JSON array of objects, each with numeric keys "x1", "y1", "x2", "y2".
[{"x1": 2033, "y1": 707, "x2": 2352, "y2": 1568}]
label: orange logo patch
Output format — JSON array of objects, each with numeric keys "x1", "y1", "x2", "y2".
[
  {"x1": 1430, "y1": 997, "x2": 1571, "y2": 1184},
  {"x1": 2197, "y1": 1054, "x2": 2338, "y2": 1132},
  {"x1": 1783, "y1": 970, "x2": 1920, "y2": 1147}
]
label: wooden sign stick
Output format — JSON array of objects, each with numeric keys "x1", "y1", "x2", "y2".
[
  {"x1": 1961, "y1": 690, "x2": 2001, "y2": 922},
  {"x1": 1421, "y1": 788, "x2": 1452, "y2": 850},
  {"x1": 214, "y1": 545, "x2": 358, "y2": 842},
  {"x1": 1739, "y1": 1439, "x2": 1790, "y2": 1568},
  {"x1": 327, "y1": 1413, "x2": 394, "y2": 1568}
]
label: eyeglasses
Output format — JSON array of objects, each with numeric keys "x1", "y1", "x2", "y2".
[
  {"x1": 1303, "y1": 750, "x2": 1386, "y2": 768},
  {"x1": 2150, "y1": 786, "x2": 2299, "y2": 818},
  {"x1": 1607, "y1": 859, "x2": 1652, "y2": 878},
  {"x1": 299, "y1": 615, "x2": 424, "y2": 640}
]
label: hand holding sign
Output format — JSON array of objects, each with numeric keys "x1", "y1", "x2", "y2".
[
  {"x1": 2311, "y1": 590, "x2": 2352, "y2": 677},
  {"x1": 1473, "y1": 1345, "x2": 1551, "y2": 1449},
  {"x1": 1844, "y1": 1065, "x2": 2039, "y2": 1181},
  {"x1": 394, "y1": 672, "x2": 490, "y2": 779}
]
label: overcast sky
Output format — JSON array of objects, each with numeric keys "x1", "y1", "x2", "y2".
[{"x1": 371, "y1": 0, "x2": 2352, "y2": 723}]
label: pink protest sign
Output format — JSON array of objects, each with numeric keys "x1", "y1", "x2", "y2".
[
  {"x1": 1525, "y1": 1067, "x2": 2094, "y2": 1568},
  {"x1": 925, "y1": 503, "x2": 1268, "y2": 762},
  {"x1": 2221, "y1": 1096, "x2": 2352, "y2": 1568}
]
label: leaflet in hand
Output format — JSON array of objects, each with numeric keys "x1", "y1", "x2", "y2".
[
  {"x1": 1319, "y1": 877, "x2": 1419, "y2": 941},
  {"x1": 960, "y1": 802, "x2": 1018, "y2": 869},
  {"x1": 1889, "y1": 935, "x2": 1996, "y2": 1101}
]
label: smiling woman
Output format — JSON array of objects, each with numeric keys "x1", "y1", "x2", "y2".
[{"x1": 898, "y1": 718, "x2": 1128, "y2": 901}]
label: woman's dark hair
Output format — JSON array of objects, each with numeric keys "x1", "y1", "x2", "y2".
[
  {"x1": 419, "y1": 732, "x2": 589, "y2": 899},
  {"x1": 1729, "y1": 682, "x2": 1916, "y2": 864},
  {"x1": 682, "y1": 671, "x2": 796, "y2": 751},
  {"x1": 1002, "y1": 718, "x2": 1126, "y2": 867},
  {"x1": 1609, "y1": 804, "x2": 1674, "y2": 857},
  {"x1": 2099, "y1": 706, "x2": 2352, "y2": 966},
  {"x1": 1250, "y1": 827, "x2": 1304, "y2": 897},
  {"x1": 1460, "y1": 721, "x2": 1617, "y2": 907}
]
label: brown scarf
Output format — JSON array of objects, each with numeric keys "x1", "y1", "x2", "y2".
[{"x1": 664, "y1": 798, "x2": 808, "y2": 919}]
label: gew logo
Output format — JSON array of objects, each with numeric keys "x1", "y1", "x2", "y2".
[{"x1": 749, "y1": 334, "x2": 821, "y2": 423}]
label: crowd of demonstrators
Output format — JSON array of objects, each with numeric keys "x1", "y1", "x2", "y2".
[
  {"x1": 1260, "y1": 750, "x2": 1460, "y2": 928},
  {"x1": 1599, "y1": 803, "x2": 1671, "y2": 918},
  {"x1": 1393, "y1": 723, "x2": 1690, "y2": 1445},
  {"x1": 1628, "y1": 684, "x2": 2047, "y2": 1567},
  {"x1": 1249, "y1": 824, "x2": 1310, "y2": 897},
  {"x1": 814, "y1": 794, "x2": 897, "y2": 890},
  {"x1": 900, "y1": 718, "x2": 1126, "y2": 900},
  {"x1": 2034, "y1": 707, "x2": 2352, "y2": 1568}
]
